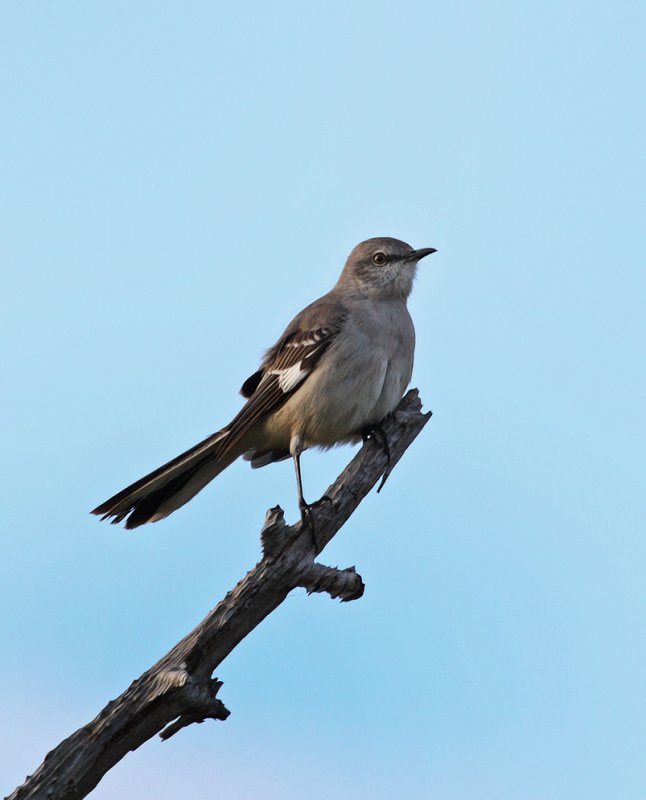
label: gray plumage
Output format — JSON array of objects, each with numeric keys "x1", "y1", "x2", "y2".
[{"x1": 92, "y1": 237, "x2": 436, "y2": 529}]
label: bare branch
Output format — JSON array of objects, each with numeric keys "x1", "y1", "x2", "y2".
[{"x1": 7, "y1": 389, "x2": 431, "y2": 800}]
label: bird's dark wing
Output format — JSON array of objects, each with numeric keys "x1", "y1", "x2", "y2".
[
  {"x1": 229, "y1": 302, "x2": 347, "y2": 452},
  {"x1": 240, "y1": 369, "x2": 263, "y2": 398}
]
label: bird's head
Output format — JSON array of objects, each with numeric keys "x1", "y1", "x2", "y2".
[{"x1": 338, "y1": 237, "x2": 436, "y2": 300}]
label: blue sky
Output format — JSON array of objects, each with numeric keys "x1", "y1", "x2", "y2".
[{"x1": 1, "y1": 2, "x2": 645, "y2": 798}]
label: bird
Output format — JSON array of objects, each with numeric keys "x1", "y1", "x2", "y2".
[{"x1": 91, "y1": 237, "x2": 436, "y2": 529}]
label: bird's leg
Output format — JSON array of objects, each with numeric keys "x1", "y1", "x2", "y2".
[
  {"x1": 361, "y1": 418, "x2": 392, "y2": 493},
  {"x1": 293, "y1": 450, "x2": 309, "y2": 518},
  {"x1": 291, "y1": 438, "x2": 320, "y2": 551}
]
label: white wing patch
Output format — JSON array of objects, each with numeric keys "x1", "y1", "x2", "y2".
[
  {"x1": 284, "y1": 328, "x2": 330, "y2": 349},
  {"x1": 270, "y1": 361, "x2": 309, "y2": 393},
  {"x1": 262, "y1": 325, "x2": 336, "y2": 395}
]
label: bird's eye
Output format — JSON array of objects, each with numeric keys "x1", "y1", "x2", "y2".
[{"x1": 372, "y1": 251, "x2": 387, "y2": 266}]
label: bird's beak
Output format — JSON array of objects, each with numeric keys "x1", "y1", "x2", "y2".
[{"x1": 406, "y1": 247, "x2": 437, "y2": 262}]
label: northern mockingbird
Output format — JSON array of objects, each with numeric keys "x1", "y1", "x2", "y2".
[{"x1": 92, "y1": 237, "x2": 436, "y2": 529}]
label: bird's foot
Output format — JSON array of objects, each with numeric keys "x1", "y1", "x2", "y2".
[
  {"x1": 299, "y1": 496, "x2": 333, "y2": 553},
  {"x1": 299, "y1": 499, "x2": 319, "y2": 551},
  {"x1": 361, "y1": 419, "x2": 392, "y2": 492},
  {"x1": 361, "y1": 419, "x2": 392, "y2": 461}
]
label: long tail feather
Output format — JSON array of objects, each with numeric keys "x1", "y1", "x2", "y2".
[{"x1": 91, "y1": 428, "x2": 237, "y2": 528}]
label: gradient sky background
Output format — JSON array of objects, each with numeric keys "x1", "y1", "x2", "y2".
[{"x1": 2, "y1": 2, "x2": 645, "y2": 798}]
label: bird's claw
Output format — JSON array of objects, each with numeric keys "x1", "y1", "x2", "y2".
[
  {"x1": 362, "y1": 419, "x2": 392, "y2": 492},
  {"x1": 299, "y1": 499, "x2": 321, "y2": 552}
]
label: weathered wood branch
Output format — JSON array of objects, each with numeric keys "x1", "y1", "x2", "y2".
[{"x1": 7, "y1": 389, "x2": 431, "y2": 800}]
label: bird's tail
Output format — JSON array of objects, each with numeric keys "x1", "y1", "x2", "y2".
[{"x1": 91, "y1": 428, "x2": 240, "y2": 529}]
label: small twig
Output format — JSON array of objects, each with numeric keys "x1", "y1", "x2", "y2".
[
  {"x1": 159, "y1": 678, "x2": 230, "y2": 741},
  {"x1": 260, "y1": 505, "x2": 290, "y2": 558},
  {"x1": 296, "y1": 562, "x2": 365, "y2": 601}
]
